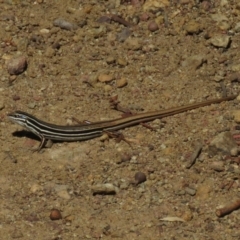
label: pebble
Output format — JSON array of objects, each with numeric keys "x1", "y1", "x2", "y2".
[
  {"x1": 39, "y1": 28, "x2": 50, "y2": 34},
  {"x1": 143, "y1": 0, "x2": 170, "y2": 12},
  {"x1": 209, "y1": 34, "x2": 230, "y2": 48},
  {"x1": 134, "y1": 172, "x2": 147, "y2": 185},
  {"x1": 208, "y1": 132, "x2": 238, "y2": 157},
  {"x1": 45, "y1": 47, "x2": 55, "y2": 57},
  {"x1": 116, "y1": 78, "x2": 128, "y2": 88},
  {"x1": 106, "y1": 56, "x2": 115, "y2": 64},
  {"x1": 27, "y1": 102, "x2": 36, "y2": 109},
  {"x1": 217, "y1": 21, "x2": 230, "y2": 31},
  {"x1": 185, "y1": 187, "x2": 196, "y2": 196},
  {"x1": 234, "y1": 22, "x2": 240, "y2": 33},
  {"x1": 231, "y1": 63, "x2": 240, "y2": 72},
  {"x1": 117, "y1": 58, "x2": 128, "y2": 66},
  {"x1": 181, "y1": 55, "x2": 206, "y2": 70},
  {"x1": 220, "y1": 0, "x2": 228, "y2": 7},
  {"x1": 210, "y1": 161, "x2": 225, "y2": 172},
  {"x1": 148, "y1": 21, "x2": 159, "y2": 32},
  {"x1": 119, "y1": 181, "x2": 130, "y2": 190},
  {"x1": 91, "y1": 183, "x2": 119, "y2": 195},
  {"x1": 54, "y1": 184, "x2": 71, "y2": 199},
  {"x1": 7, "y1": 56, "x2": 27, "y2": 75},
  {"x1": 50, "y1": 209, "x2": 62, "y2": 220},
  {"x1": 53, "y1": 18, "x2": 78, "y2": 31},
  {"x1": 201, "y1": 1, "x2": 211, "y2": 11},
  {"x1": 211, "y1": 13, "x2": 228, "y2": 22},
  {"x1": 140, "y1": 13, "x2": 150, "y2": 22},
  {"x1": 232, "y1": 110, "x2": 240, "y2": 123},
  {"x1": 184, "y1": 20, "x2": 201, "y2": 34},
  {"x1": 30, "y1": 183, "x2": 43, "y2": 193},
  {"x1": 98, "y1": 73, "x2": 114, "y2": 83},
  {"x1": 195, "y1": 182, "x2": 212, "y2": 200},
  {"x1": 91, "y1": 25, "x2": 106, "y2": 38},
  {"x1": 56, "y1": 189, "x2": 71, "y2": 200},
  {"x1": 124, "y1": 38, "x2": 141, "y2": 51},
  {"x1": 228, "y1": 72, "x2": 240, "y2": 82},
  {"x1": 65, "y1": 214, "x2": 75, "y2": 223},
  {"x1": 117, "y1": 28, "x2": 132, "y2": 42},
  {"x1": 155, "y1": 16, "x2": 164, "y2": 26},
  {"x1": 180, "y1": 209, "x2": 193, "y2": 222},
  {"x1": 103, "y1": 85, "x2": 113, "y2": 92}
]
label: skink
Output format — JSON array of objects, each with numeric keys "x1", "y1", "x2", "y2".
[{"x1": 8, "y1": 95, "x2": 236, "y2": 150}]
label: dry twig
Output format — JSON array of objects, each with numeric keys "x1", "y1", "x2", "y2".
[{"x1": 216, "y1": 199, "x2": 240, "y2": 217}]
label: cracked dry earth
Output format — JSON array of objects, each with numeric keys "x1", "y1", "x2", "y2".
[{"x1": 1, "y1": 0, "x2": 240, "y2": 239}]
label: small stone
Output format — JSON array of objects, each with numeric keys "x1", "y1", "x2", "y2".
[
  {"x1": 230, "y1": 147, "x2": 238, "y2": 157},
  {"x1": 7, "y1": 56, "x2": 27, "y2": 75},
  {"x1": 209, "y1": 34, "x2": 230, "y2": 48},
  {"x1": 53, "y1": 18, "x2": 78, "y2": 31},
  {"x1": 140, "y1": 13, "x2": 150, "y2": 21},
  {"x1": 117, "y1": 58, "x2": 128, "y2": 66},
  {"x1": 155, "y1": 16, "x2": 164, "y2": 26},
  {"x1": 210, "y1": 161, "x2": 224, "y2": 172},
  {"x1": 134, "y1": 172, "x2": 147, "y2": 185},
  {"x1": 185, "y1": 187, "x2": 196, "y2": 196},
  {"x1": 228, "y1": 72, "x2": 240, "y2": 82},
  {"x1": 116, "y1": 78, "x2": 128, "y2": 88},
  {"x1": 39, "y1": 28, "x2": 50, "y2": 34},
  {"x1": 234, "y1": 22, "x2": 240, "y2": 33},
  {"x1": 143, "y1": 0, "x2": 170, "y2": 12},
  {"x1": 50, "y1": 209, "x2": 62, "y2": 220},
  {"x1": 232, "y1": 110, "x2": 240, "y2": 123},
  {"x1": 91, "y1": 183, "x2": 119, "y2": 195},
  {"x1": 30, "y1": 183, "x2": 43, "y2": 193},
  {"x1": 211, "y1": 14, "x2": 228, "y2": 22},
  {"x1": 98, "y1": 74, "x2": 114, "y2": 83},
  {"x1": 201, "y1": 1, "x2": 211, "y2": 11},
  {"x1": 103, "y1": 84, "x2": 113, "y2": 92},
  {"x1": 208, "y1": 132, "x2": 238, "y2": 156},
  {"x1": 220, "y1": 0, "x2": 228, "y2": 7},
  {"x1": 28, "y1": 102, "x2": 36, "y2": 109},
  {"x1": 181, "y1": 209, "x2": 193, "y2": 221},
  {"x1": 54, "y1": 184, "x2": 71, "y2": 199},
  {"x1": 56, "y1": 189, "x2": 71, "y2": 200},
  {"x1": 116, "y1": 28, "x2": 132, "y2": 42},
  {"x1": 119, "y1": 180, "x2": 130, "y2": 190},
  {"x1": 65, "y1": 214, "x2": 75, "y2": 222},
  {"x1": 45, "y1": 47, "x2": 55, "y2": 57},
  {"x1": 231, "y1": 64, "x2": 240, "y2": 72},
  {"x1": 217, "y1": 21, "x2": 230, "y2": 31},
  {"x1": 124, "y1": 38, "x2": 141, "y2": 51},
  {"x1": 184, "y1": 20, "x2": 201, "y2": 34},
  {"x1": 181, "y1": 55, "x2": 206, "y2": 70},
  {"x1": 117, "y1": 153, "x2": 131, "y2": 164},
  {"x1": 196, "y1": 182, "x2": 212, "y2": 200},
  {"x1": 106, "y1": 56, "x2": 115, "y2": 64},
  {"x1": 148, "y1": 21, "x2": 159, "y2": 32}
]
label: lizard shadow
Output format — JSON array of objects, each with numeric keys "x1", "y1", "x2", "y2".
[
  {"x1": 11, "y1": 130, "x2": 62, "y2": 144},
  {"x1": 12, "y1": 130, "x2": 40, "y2": 141}
]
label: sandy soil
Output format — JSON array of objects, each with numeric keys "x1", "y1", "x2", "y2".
[{"x1": 1, "y1": 0, "x2": 240, "y2": 239}]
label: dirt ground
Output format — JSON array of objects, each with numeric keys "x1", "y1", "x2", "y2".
[{"x1": 1, "y1": 0, "x2": 240, "y2": 239}]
